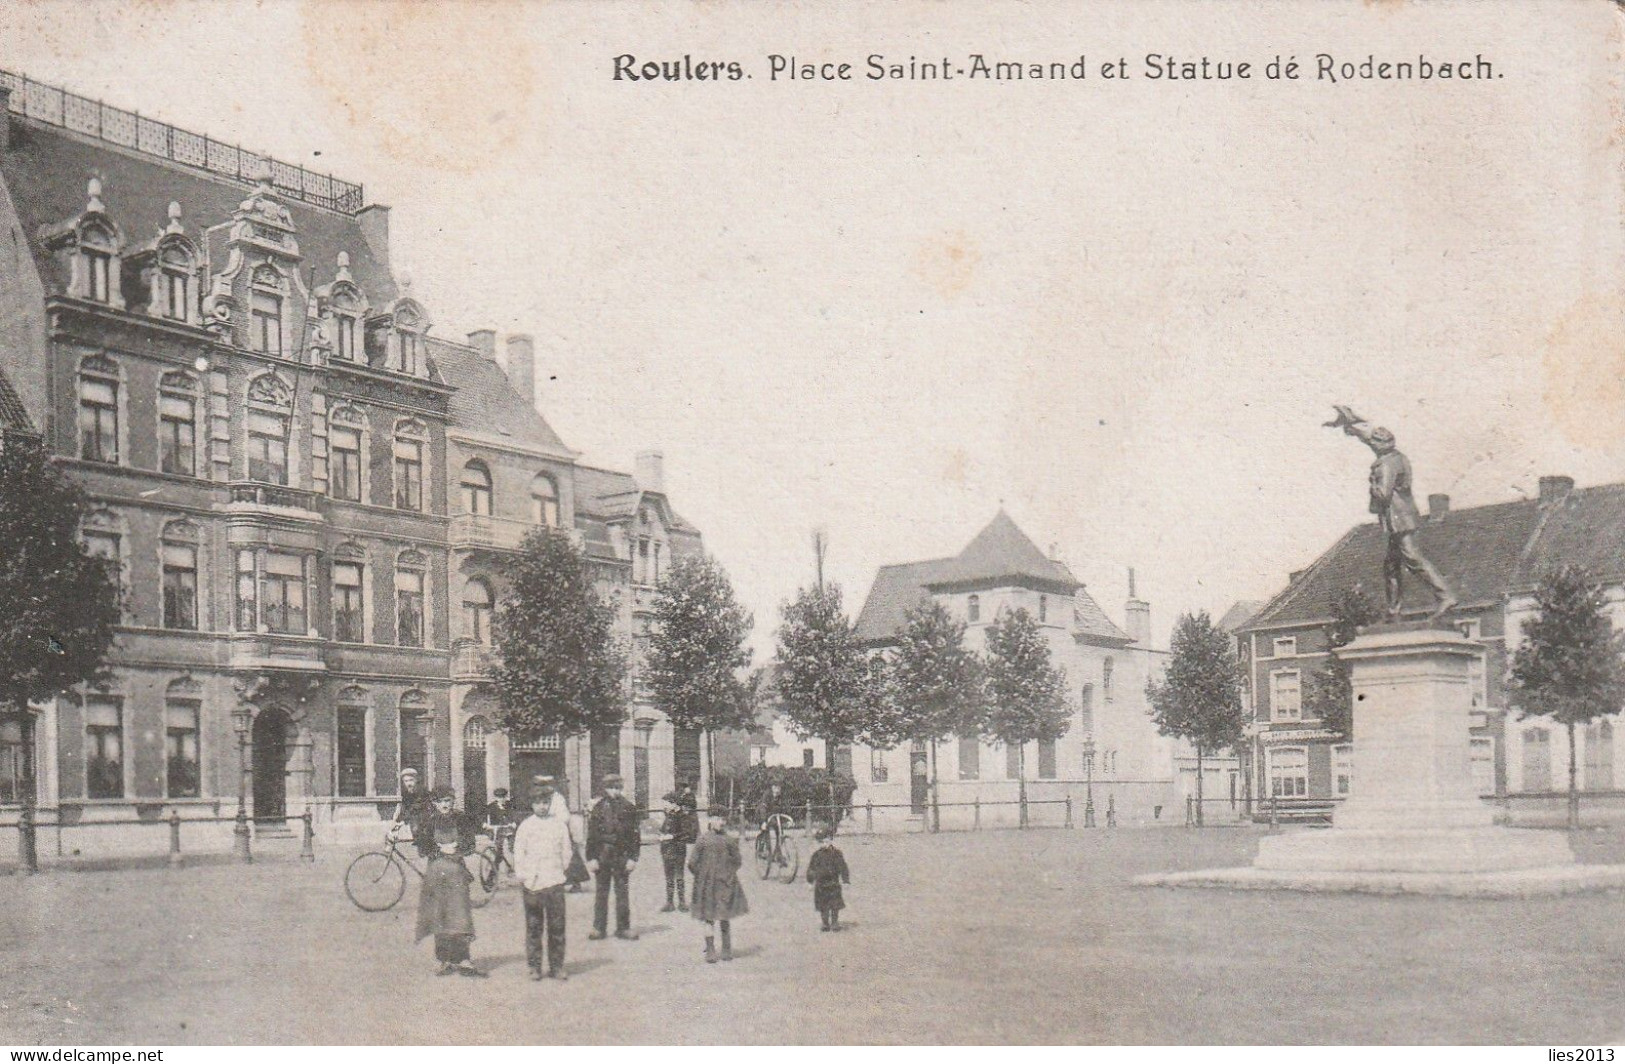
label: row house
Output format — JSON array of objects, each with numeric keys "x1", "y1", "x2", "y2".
[
  {"x1": 1238, "y1": 476, "x2": 1625, "y2": 811},
  {"x1": 0, "y1": 74, "x2": 707, "y2": 851}
]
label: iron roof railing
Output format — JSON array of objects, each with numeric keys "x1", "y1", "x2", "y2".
[{"x1": 0, "y1": 70, "x2": 364, "y2": 214}]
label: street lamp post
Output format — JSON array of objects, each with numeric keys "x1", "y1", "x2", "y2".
[
  {"x1": 232, "y1": 705, "x2": 253, "y2": 864},
  {"x1": 1082, "y1": 737, "x2": 1096, "y2": 828}
]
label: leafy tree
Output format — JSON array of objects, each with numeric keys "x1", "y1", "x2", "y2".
[
  {"x1": 870, "y1": 601, "x2": 983, "y2": 829},
  {"x1": 647, "y1": 554, "x2": 755, "y2": 797},
  {"x1": 774, "y1": 583, "x2": 877, "y2": 772},
  {"x1": 0, "y1": 437, "x2": 120, "y2": 801},
  {"x1": 493, "y1": 529, "x2": 628, "y2": 742},
  {"x1": 1302, "y1": 586, "x2": 1382, "y2": 741},
  {"x1": 1145, "y1": 611, "x2": 1246, "y2": 826},
  {"x1": 982, "y1": 607, "x2": 1070, "y2": 810},
  {"x1": 1510, "y1": 565, "x2": 1625, "y2": 830}
]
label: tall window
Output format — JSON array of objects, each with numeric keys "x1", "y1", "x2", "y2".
[
  {"x1": 968, "y1": 595, "x2": 980, "y2": 623},
  {"x1": 250, "y1": 267, "x2": 283, "y2": 355},
  {"x1": 1268, "y1": 747, "x2": 1308, "y2": 798},
  {"x1": 397, "y1": 553, "x2": 426, "y2": 647},
  {"x1": 393, "y1": 422, "x2": 426, "y2": 511},
  {"x1": 869, "y1": 747, "x2": 888, "y2": 783},
  {"x1": 235, "y1": 550, "x2": 257, "y2": 631},
  {"x1": 162, "y1": 542, "x2": 198, "y2": 630},
  {"x1": 1037, "y1": 739, "x2": 1057, "y2": 779},
  {"x1": 1271, "y1": 670, "x2": 1302, "y2": 722},
  {"x1": 85, "y1": 695, "x2": 123, "y2": 799},
  {"x1": 532, "y1": 474, "x2": 558, "y2": 527},
  {"x1": 82, "y1": 511, "x2": 124, "y2": 605},
  {"x1": 462, "y1": 577, "x2": 494, "y2": 645},
  {"x1": 336, "y1": 697, "x2": 369, "y2": 798},
  {"x1": 165, "y1": 697, "x2": 200, "y2": 798},
  {"x1": 1039, "y1": 595, "x2": 1048, "y2": 624},
  {"x1": 1587, "y1": 721, "x2": 1615, "y2": 792},
  {"x1": 1081, "y1": 684, "x2": 1094, "y2": 733},
  {"x1": 1005, "y1": 742, "x2": 1022, "y2": 780},
  {"x1": 247, "y1": 376, "x2": 292, "y2": 486},
  {"x1": 398, "y1": 329, "x2": 423, "y2": 377},
  {"x1": 260, "y1": 552, "x2": 307, "y2": 634},
  {"x1": 0, "y1": 718, "x2": 31, "y2": 805},
  {"x1": 1333, "y1": 744, "x2": 1354, "y2": 796},
  {"x1": 1470, "y1": 737, "x2": 1496, "y2": 796},
  {"x1": 160, "y1": 245, "x2": 191, "y2": 321},
  {"x1": 330, "y1": 423, "x2": 362, "y2": 502},
  {"x1": 399, "y1": 692, "x2": 431, "y2": 782},
  {"x1": 1103, "y1": 657, "x2": 1115, "y2": 702},
  {"x1": 78, "y1": 359, "x2": 120, "y2": 464},
  {"x1": 958, "y1": 735, "x2": 980, "y2": 780},
  {"x1": 334, "y1": 313, "x2": 359, "y2": 362},
  {"x1": 462, "y1": 461, "x2": 492, "y2": 516},
  {"x1": 333, "y1": 561, "x2": 365, "y2": 643},
  {"x1": 158, "y1": 372, "x2": 197, "y2": 476},
  {"x1": 1523, "y1": 728, "x2": 1553, "y2": 792},
  {"x1": 82, "y1": 224, "x2": 114, "y2": 303}
]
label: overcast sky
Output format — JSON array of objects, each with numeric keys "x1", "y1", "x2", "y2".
[{"x1": 8, "y1": 0, "x2": 1622, "y2": 655}]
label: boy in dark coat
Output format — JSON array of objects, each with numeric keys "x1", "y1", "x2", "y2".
[
  {"x1": 806, "y1": 826, "x2": 851, "y2": 932},
  {"x1": 413, "y1": 787, "x2": 486, "y2": 976}
]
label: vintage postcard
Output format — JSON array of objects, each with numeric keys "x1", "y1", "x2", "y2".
[{"x1": 1, "y1": 0, "x2": 1622, "y2": 1050}]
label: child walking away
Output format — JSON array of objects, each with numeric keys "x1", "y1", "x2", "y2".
[
  {"x1": 687, "y1": 814, "x2": 748, "y2": 963},
  {"x1": 806, "y1": 826, "x2": 850, "y2": 931}
]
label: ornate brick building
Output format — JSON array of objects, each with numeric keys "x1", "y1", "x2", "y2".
[{"x1": 0, "y1": 73, "x2": 705, "y2": 851}]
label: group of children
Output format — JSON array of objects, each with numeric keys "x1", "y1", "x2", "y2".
[{"x1": 402, "y1": 769, "x2": 854, "y2": 978}]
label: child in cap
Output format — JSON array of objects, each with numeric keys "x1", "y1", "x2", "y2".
[{"x1": 805, "y1": 825, "x2": 851, "y2": 932}]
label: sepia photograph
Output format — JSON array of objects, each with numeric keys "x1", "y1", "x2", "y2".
[{"x1": 1, "y1": 0, "x2": 1624, "y2": 1049}]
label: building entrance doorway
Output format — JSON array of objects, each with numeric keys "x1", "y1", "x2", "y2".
[
  {"x1": 252, "y1": 707, "x2": 290, "y2": 823},
  {"x1": 511, "y1": 733, "x2": 564, "y2": 800}
]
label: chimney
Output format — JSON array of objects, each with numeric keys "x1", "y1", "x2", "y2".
[
  {"x1": 1539, "y1": 475, "x2": 1575, "y2": 503},
  {"x1": 1428, "y1": 493, "x2": 1450, "y2": 520},
  {"x1": 0, "y1": 86, "x2": 11, "y2": 152},
  {"x1": 467, "y1": 329, "x2": 496, "y2": 360},
  {"x1": 1124, "y1": 567, "x2": 1151, "y2": 644},
  {"x1": 356, "y1": 203, "x2": 391, "y2": 271},
  {"x1": 1289, "y1": 569, "x2": 1306, "y2": 585},
  {"x1": 505, "y1": 333, "x2": 535, "y2": 407},
  {"x1": 635, "y1": 450, "x2": 666, "y2": 495}
]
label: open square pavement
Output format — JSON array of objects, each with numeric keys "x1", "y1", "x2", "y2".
[{"x1": 4, "y1": 824, "x2": 1625, "y2": 1045}]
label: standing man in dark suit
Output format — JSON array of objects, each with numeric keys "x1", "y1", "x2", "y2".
[{"x1": 586, "y1": 773, "x2": 642, "y2": 940}]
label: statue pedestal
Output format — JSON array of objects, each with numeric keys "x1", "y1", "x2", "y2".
[{"x1": 1139, "y1": 625, "x2": 1623, "y2": 896}]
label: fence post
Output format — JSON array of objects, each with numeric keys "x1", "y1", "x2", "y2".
[
  {"x1": 1019, "y1": 792, "x2": 1029, "y2": 829},
  {"x1": 804, "y1": 800, "x2": 813, "y2": 837},
  {"x1": 1269, "y1": 798, "x2": 1279, "y2": 832},
  {"x1": 300, "y1": 809, "x2": 315, "y2": 862},
  {"x1": 973, "y1": 795, "x2": 981, "y2": 831},
  {"x1": 1064, "y1": 793, "x2": 1074, "y2": 829},
  {"x1": 865, "y1": 800, "x2": 873, "y2": 834},
  {"x1": 168, "y1": 809, "x2": 183, "y2": 867},
  {"x1": 1106, "y1": 793, "x2": 1116, "y2": 828},
  {"x1": 16, "y1": 802, "x2": 39, "y2": 875},
  {"x1": 1185, "y1": 795, "x2": 1195, "y2": 827},
  {"x1": 234, "y1": 804, "x2": 253, "y2": 864}
]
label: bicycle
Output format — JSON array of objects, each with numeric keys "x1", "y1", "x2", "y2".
[
  {"x1": 478, "y1": 823, "x2": 516, "y2": 894},
  {"x1": 753, "y1": 812, "x2": 800, "y2": 883},
  {"x1": 344, "y1": 829, "x2": 499, "y2": 913}
]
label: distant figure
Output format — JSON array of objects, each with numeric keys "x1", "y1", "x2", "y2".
[
  {"x1": 391, "y1": 767, "x2": 427, "y2": 835},
  {"x1": 412, "y1": 787, "x2": 485, "y2": 978},
  {"x1": 586, "y1": 773, "x2": 642, "y2": 941},
  {"x1": 688, "y1": 815, "x2": 749, "y2": 963},
  {"x1": 1326, "y1": 405, "x2": 1457, "y2": 619},
  {"x1": 483, "y1": 787, "x2": 515, "y2": 870},
  {"x1": 805, "y1": 826, "x2": 851, "y2": 932},
  {"x1": 513, "y1": 782, "x2": 575, "y2": 981}
]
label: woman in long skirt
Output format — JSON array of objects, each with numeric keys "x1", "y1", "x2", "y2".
[
  {"x1": 687, "y1": 815, "x2": 749, "y2": 963},
  {"x1": 413, "y1": 788, "x2": 486, "y2": 977}
]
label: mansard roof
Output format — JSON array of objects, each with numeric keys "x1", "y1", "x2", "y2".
[
  {"x1": 432, "y1": 339, "x2": 571, "y2": 456},
  {"x1": 0, "y1": 120, "x2": 397, "y2": 304},
  {"x1": 1242, "y1": 481, "x2": 1625, "y2": 632},
  {"x1": 573, "y1": 463, "x2": 699, "y2": 534},
  {"x1": 0, "y1": 366, "x2": 35, "y2": 434}
]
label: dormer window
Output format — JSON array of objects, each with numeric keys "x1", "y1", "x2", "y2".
[
  {"x1": 335, "y1": 311, "x2": 359, "y2": 362},
  {"x1": 250, "y1": 266, "x2": 284, "y2": 355},
  {"x1": 159, "y1": 246, "x2": 192, "y2": 321},
  {"x1": 393, "y1": 305, "x2": 425, "y2": 377},
  {"x1": 80, "y1": 222, "x2": 116, "y2": 303}
]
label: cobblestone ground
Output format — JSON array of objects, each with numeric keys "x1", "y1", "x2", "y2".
[{"x1": 4, "y1": 825, "x2": 1625, "y2": 1045}]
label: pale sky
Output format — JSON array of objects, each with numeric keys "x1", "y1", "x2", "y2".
[{"x1": 7, "y1": 0, "x2": 1623, "y2": 656}]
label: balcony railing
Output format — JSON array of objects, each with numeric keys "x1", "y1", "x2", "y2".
[
  {"x1": 450, "y1": 514, "x2": 582, "y2": 553},
  {"x1": 452, "y1": 641, "x2": 496, "y2": 682},
  {"x1": 0, "y1": 70, "x2": 365, "y2": 213},
  {"x1": 224, "y1": 481, "x2": 323, "y2": 517}
]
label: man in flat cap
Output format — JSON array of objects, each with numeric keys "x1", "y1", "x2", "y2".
[
  {"x1": 586, "y1": 773, "x2": 642, "y2": 940},
  {"x1": 1328, "y1": 405, "x2": 1456, "y2": 619}
]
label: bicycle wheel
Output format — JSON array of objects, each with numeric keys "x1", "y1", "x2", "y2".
[
  {"x1": 754, "y1": 833, "x2": 774, "y2": 880},
  {"x1": 469, "y1": 850, "x2": 498, "y2": 908},
  {"x1": 345, "y1": 851, "x2": 407, "y2": 912},
  {"x1": 774, "y1": 836, "x2": 801, "y2": 883}
]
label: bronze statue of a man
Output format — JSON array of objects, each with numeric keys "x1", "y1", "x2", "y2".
[{"x1": 1326, "y1": 406, "x2": 1457, "y2": 620}]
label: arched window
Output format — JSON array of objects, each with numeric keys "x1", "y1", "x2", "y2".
[
  {"x1": 330, "y1": 282, "x2": 362, "y2": 362},
  {"x1": 158, "y1": 241, "x2": 195, "y2": 322},
  {"x1": 164, "y1": 677, "x2": 202, "y2": 799},
  {"x1": 531, "y1": 473, "x2": 558, "y2": 527},
  {"x1": 329, "y1": 404, "x2": 366, "y2": 503},
  {"x1": 462, "y1": 715, "x2": 490, "y2": 812},
  {"x1": 82, "y1": 508, "x2": 127, "y2": 608},
  {"x1": 393, "y1": 419, "x2": 427, "y2": 511},
  {"x1": 1080, "y1": 684, "x2": 1094, "y2": 734},
  {"x1": 158, "y1": 371, "x2": 198, "y2": 476},
  {"x1": 396, "y1": 550, "x2": 428, "y2": 647},
  {"x1": 78, "y1": 355, "x2": 122, "y2": 464},
  {"x1": 967, "y1": 594, "x2": 981, "y2": 623},
  {"x1": 463, "y1": 577, "x2": 494, "y2": 645},
  {"x1": 394, "y1": 305, "x2": 424, "y2": 377},
  {"x1": 462, "y1": 460, "x2": 493, "y2": 516},
  {"x1": 249, "y1": 265, "x2": 284, "y2": 355},
  {"x1": 81, "y1": 221, "x2": 116, "y2": 303},
  {"x1": 247, "y1": 375, "x2": 292, "y2": 485},
  {"x1": 160, "y1": 518, "x2": 200, "y2": 631}
]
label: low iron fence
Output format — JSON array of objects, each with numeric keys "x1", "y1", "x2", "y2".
[{"x1": 7, "y1": 804, "x2": 314, "y2": 873}]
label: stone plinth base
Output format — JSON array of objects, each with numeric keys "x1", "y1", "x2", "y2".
[
  {"x1": 1134, "y1": 861, "x2": 1625, "y2": 898},
  {"x1": 1253, "y1": 825, "x2": 1577, "y2": 874}
]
